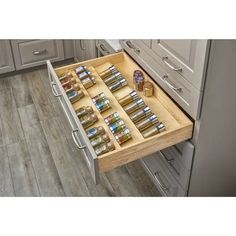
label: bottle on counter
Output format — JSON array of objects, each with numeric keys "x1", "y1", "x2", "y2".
[
  {"x1": 99, "y1": 65, "x2": 117, "y2": 79},
  {"x1": 90, "y1": 134, "x2": 110, "y2": 147},
  {"x1": 136, "y1": 114, "x2": 159, "y2": 131},
  {"x1": 76, "y1": 106, "x2": 94, "y2": 118},
  {"x1": 94, "y1": 141, "x2": 115, "y2": 156},
  {"x1": 129, "y1": 106, "x2": 152, "y2": 123},
  {"x1": 124, "y1": 98, "x2": 145, "y2": 114},
  {"x1": 118, "y1": 90, "x2": 139, "y2": 106},
  {"x1": 80, "y1": 113, "x2": 98, "y2": 129},
  {"x1": 86, "y1": 126, "x2": 105, "y2": 139},
  {"x1": 142, "y1": 122, "x2": 166, "y2": 138}
]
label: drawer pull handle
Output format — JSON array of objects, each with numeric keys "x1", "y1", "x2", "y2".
[
  {"x1": 154, "y1": 171, "x2": 169, "y2": 192},
  {"x1": 162, "y1": 74, "x2": 182, "y2": 93},
  {"x1": 126, "y1": 40, "x2": 140, "y2": 54},
  {"x1": 100, "y1": 44, "x2": 108, "y2": 52},
  {"x1": 72, "y1": 129, "x2": 86, "y2": 150},
  {"x1": 161, "y1": 152, "x2": 181, "y2": 176},
  {"x1": 162, "y1": 56, "x2": 182, "y2": 72},
  {"x1": 80, "y1": 40, "x2": 86, "y2": 50},
  {"x1": 32, "y1": 49, "x2": 47, "y2": 55},
  {"x1": 50, "y1": 82, "x2": 62, "y2": 97}
]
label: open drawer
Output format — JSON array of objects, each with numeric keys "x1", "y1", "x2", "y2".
[{"x1": 47, "y1": 52, "x2": 193, "y2": 184}]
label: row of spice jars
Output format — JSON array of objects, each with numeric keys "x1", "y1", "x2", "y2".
[
  {"x1": 75, "y1": 65, "x2": 96, "y2": 89},
  {"x1": 86, "y1": 126, "x2": 115, "y2": 156},
  {"x1": 76, "y1": 106, "x2": 98, "y2": 129},
  {"x1": 59, "y1": 71, "x2": 84, "y2": 103},
  {"x1": 104, "y1": 112, "x2": 132, "y2": 145},
  {"x1": 98, "y1": 65, "x2": 128, "y2": 92},
  {"x1": 118, "y1": 90, "x2": 166, "y2": 138},
  {"x1": 92, "y1": 92, "x2": 111, "y2": 113}
]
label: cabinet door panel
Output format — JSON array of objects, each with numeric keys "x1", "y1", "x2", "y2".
[
  {"x1": 74, "y1": 40, "x2": 97, "y2": 62},
  {"x1": 0, "y1": 40, "x2": 15, "y2": 74}
]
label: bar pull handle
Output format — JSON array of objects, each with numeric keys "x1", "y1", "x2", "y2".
[
  {"x1": 162, "y1": 56, "x2": 182, "y2": 72},
  {"x1": 126, "y1": 40, "x2": 140, "y2": 54},
  {"x1": 100, "y1": 44, "x2": 108, "y2": 52},
  {"x1": 72, "y1": 129, "x2": 86, "y2": 150},
  {"x1": 162, "y1": 74, "x2": 182, "y2": 92},
  {"x1": 160, "y1": 151, "x2": 180, "y2": 176},
  {"x1": 154, "y1": 171, "x2": 169, "y2": 192},
  {"x1": 50, "y1": 82, "x2": 62, "y2": 97},
  {"x1": 32, "y1": 49, "x2": 47, "y2": 55},
  {"x1": 80, "y1": 40, "x2": 86, "y2": 50}
]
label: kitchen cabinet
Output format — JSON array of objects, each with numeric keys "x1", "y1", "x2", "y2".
[
  {"x1": 0, "y1": 40, "x2": 15, "y2": 74},
  {"x1": 47, "y1": 52, "x2": 193, "y2": 183},
  {"x1": 73, "y1": 40, "x2": 97, "y2": 62},
  {"x1": 11, "y1": 40, "x2": 64, "y2": 70}
]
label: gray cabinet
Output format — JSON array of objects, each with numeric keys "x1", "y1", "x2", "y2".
[
  {"x1": 152, "y1": 40, "x2": 209, "y2": 90},
  {"x1": 73, "y1": 40, "x2": 97, "y2": 62},
  {"x1": 0, "y1": 40, "x2": 15, "y2": 74},
  {"x1": 11, "y1": 40, "x2": 64, "y2": 70}
]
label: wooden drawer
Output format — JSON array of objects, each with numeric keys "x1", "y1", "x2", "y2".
[
  {"x1": 121, "y1": 40, "x2": 202, "y2": 119},
  {"x1": 12, "y1": 40, "x2": 64, "y2": 70},
  {"x1": 141, "y1": 153, "x2": 186, "y2": 196},
  {"x1": 47, "y1": 52, "x2": 193, "y2": 184}
]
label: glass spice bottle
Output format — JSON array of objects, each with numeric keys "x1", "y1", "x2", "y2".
[
  {"x1": 86, "y1": 126, "x2": 105, "y2": 139},
  {"x1": 80, "y1": 113, "x2": 98, "y2": 129},
  {"x1": 76, "y1": 106, "x2": 94, "y2": 118},
  {"x1": 90, "y1": 134, "x2": 110, "y2": 147},
  {"x1": 94, "y1": 141, "x2": 115, "y2": 156}
]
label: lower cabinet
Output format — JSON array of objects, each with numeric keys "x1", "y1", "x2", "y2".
[
  {"x1": 11, "y1": 40, "x2": 64, "y2": 70},
  {"x1": 47, "y1": 52, "x2": 193, "y2": 184},
  {"x1": 0, "y1": 40, "x2": 15, "y2": 74}
]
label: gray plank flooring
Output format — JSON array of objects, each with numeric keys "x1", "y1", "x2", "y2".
[{"x1": 0, "y1": 67, "x2": 160, "y2": 197}]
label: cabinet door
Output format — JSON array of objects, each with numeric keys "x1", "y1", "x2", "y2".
[
  {"x1": 152, "y1": 40, "x2": 208, "y2": 90},
  {"x1": 73, "y1": 40, "x2": 97, "y2": 62},
  {"x1": 0, "y1": 40, "x2": 15, "y2": 74}
]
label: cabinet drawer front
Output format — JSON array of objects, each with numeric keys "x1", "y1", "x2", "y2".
[
  {"x1": 97, "y1": 40, "x2": 116, "y2": 55},
  {"x1": 141, "y1": 154, "x2": 186, "y2": 196},
  {"x1": 151, "y1": 40, "x2": 209, "y2": 90},
  {"x1": 51, "y1": 52, "x2": 193, "y2": 183},
  {"x1": 47, "y1": 61, "x2": 99, "y2": 183},
  {"x1": 12, "y1": 40, "x2": 64, "y2": 70},
  {"x1": 0, "y1": 40, "x2": 15, "y2": 74},
  {"x1": 121, "y1": 40, "x2": 202, "y2": 119}
]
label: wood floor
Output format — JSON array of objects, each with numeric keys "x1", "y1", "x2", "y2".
[{"x1": 0, "y1": 67, "x2": 160, "y2": 196}]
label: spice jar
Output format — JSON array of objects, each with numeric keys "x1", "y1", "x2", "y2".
[
  {"x1": 86, "y1": 126, "x2": 105, "y2": 139},
  {"x1": 90, "y1": 134, "x2": 110, "y2": 147},
  {"x1": 81, "y1": 77, "x2": 96, "y2": 89},
  {"x1": 143, "y1": 82, "x2": 154, "y2": 97},
  {"x1": 76, "y1": 106, "x2": 94, "y2": 118},
  {"x1": 94, "y1": 141, "x2": 115, "y2": 156},
  {"x1": 80, "y1": 113, "x2": 98, "y2": 129}
]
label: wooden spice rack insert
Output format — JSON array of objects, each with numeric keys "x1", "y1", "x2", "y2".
[{"x1": 54, "y1": 52, "x2": 193, "y2": 173}]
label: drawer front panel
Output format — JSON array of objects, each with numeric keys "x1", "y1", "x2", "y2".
[
  {"x1": 12, "y1": 40, "x2": 64, "y2": 70},
  {"x1": 121, "y1": 40, "x2": 202, "y2": 119},
  {"x1": 97, "y1": 40, "x2": 116, "y2": 55},
  {"x1": 47, "y1": 61, "x2": 99, "y2": 183},
  {"x1": 0, "y1": 40, "x2": 15, "y2": 74},
  {"x1": 141, "y1": 154, "x2": 186, "y2": 196}
]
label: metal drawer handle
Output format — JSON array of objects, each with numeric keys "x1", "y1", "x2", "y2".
[
  {"x1": 162, "y1": 74, "x2": 182, "y2": 92},
  {"x1": 100, "y1": 44, "x2": 108, "y2": 52},
  {"x1": 161, "y1": 152, "x2": 180, "y2": 176},
  {"x1": 72, "y1": 129, "x2": 86, "y2": 150},
  {"x1": 32, "y1": 49, "x2": 47, "y2": 55},
  {"x1": 126, "y1": 40, "x2": 140, "y2": 54},
  {"x1": 154, "y1": 171, "x2": 169, "y2": 192},
  {"x1": 50, "y1": 82, "x2": 62, "y2": 97},
  {"x1": 80, "y1": 40, "x2": 86, "y2": 50},
  {"x1": 162, "y1": 56, "x2": 182, "y2": 72}
]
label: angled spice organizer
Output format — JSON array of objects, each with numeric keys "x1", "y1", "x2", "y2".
[{"x1": 47, "y1": 52, "x2": 193, "y2": 184}]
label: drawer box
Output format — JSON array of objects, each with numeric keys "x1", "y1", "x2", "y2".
[
  {"x1": 47, "y1": 52, "x2": 193, "y2": 184},
  {"x1": 12, "y1": 40, "x2": 64, "y2": 70},
  {"x1": 141, "y1": 153, "x2": 186, "y2": 196}
]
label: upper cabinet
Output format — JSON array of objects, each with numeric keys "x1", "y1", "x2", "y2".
[
  {"x1": 73, "y1": 40, "x2": 97, "y2": 62},
  {"x1": 0, "y1": 40, "x2": 15, "y2": 74},
  {"x1": 152, "y1": 40, "x2": 209, "y2": 90}
]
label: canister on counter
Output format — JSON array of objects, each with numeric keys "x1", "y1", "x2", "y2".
[
  {"x1": 86, "y1": 126, "x2": 105, "y2": 139},
  {"x1": 76, "y1": 106, "x2": 94, "y2": 118},
  {"x1": 103, "y1": 72, "x2": 122, "y2": 85},
  {"x1": 115, "y1": 128, "x2": 132, "y2": 144},
  {"x1": 78, "y1": 70, "x2": 91, "y2": 80},
  {"x1": 118, "y1": 90, "x2": 139, "y2": 106},
  {"x1": 99, "y1": 65, "x2": 117, "y2": 79},
  {"x1": 75, "y1": 66, "x2": 87, "y2": 75},
  {"x1": 81, "y1": 77, "x2": 96, "y2": 89},
  {"x1": 96, "y1": 99, "x2": 111, "y2": 113},
  {"x1": 92, "y1": 92, "x2": 106, "y2": 104},
  {"x1": 136, "y1": 114, "x2": 159, "y2": 131},
  {"x1": 129, "y1": 106, "x2": 152, "y2": 123},
  {"x1": 90, "y1": 134, "x2": 110, "y2": 147},
  {"x1": 68, "y1": 90, "x2": 84, "y2": 103},
  {"x1": 109, "y1": 78, "x2": 128, "y2": 92},
  {"x1": 142, "y1": 122, "x2": 166, "y2": 138},
  {"x1": 109, "y1": 119, "x2": 126, "y2": 134},
  {"x1": 143, "y1": 82, "x2": 154, "y2": 97},
  {"x1": 124, "y1": 98, "x2": 145, "y2": 114},
  {"x1": 104, "y1": 112, "x2": 120, "y2": 125},
  {"x1": 80, "y1": 113, "x2": 98, "y2": 129},
  {"x1": 94, "y1": 141, "x2": 115, "y2": 156}
]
